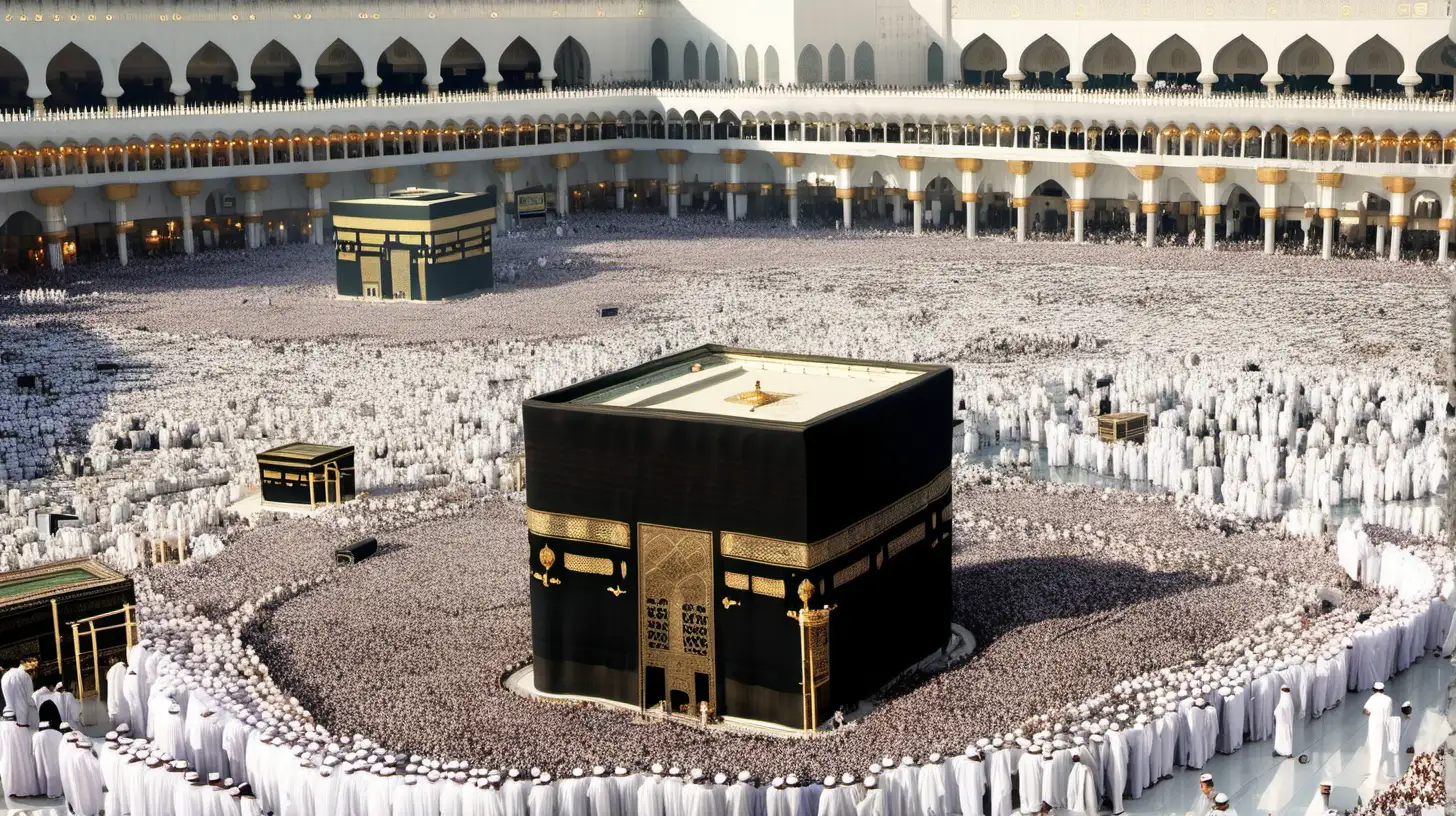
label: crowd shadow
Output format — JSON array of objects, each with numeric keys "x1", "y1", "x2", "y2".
[{"x1": 950, "y1": 554, "x2": 1208, "y2": 644}]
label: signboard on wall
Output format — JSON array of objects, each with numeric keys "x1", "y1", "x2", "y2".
[{"x1": 518, "y1": 192, "x2": 547, "y2": 218}]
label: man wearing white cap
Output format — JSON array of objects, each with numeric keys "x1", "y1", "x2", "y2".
[
  {"x1": 918, "y1": 755, "x2": 948, "y2": 816},
  {"x1": 1362, "y1": 681, "x2": 1393, "y2": 780},
  {"x1": 856, "y1": 776, "x2": 883, "y2": 816},
  {"x1": 590, "y1": 765, "x2": 621, "y2": 816},
  {"x1": 640, "y1": 767, "x2": 667, "y2": 816},
  {"x1": 1192, "y1": 774, "x2": 1216, "y2": 816},
  {"x1": 1211, "y1": 792, "x2": 1235, "y2": 816},
  {"x1": 951, "y1": 746, "x2": 986, "y2": 816},
  {"x1": 1103, "y1": 724, "x2": 1128, "y2": 816},
  {"x1": 1065, "y1": 754, "x2": 1096, "y2": 816},
  {"x1": 1015, "y1": 745, "x2": 1042, "y2": 815},
  {"x1": 1273, "y1": 686, "x2": 1295, "y2": 758}
]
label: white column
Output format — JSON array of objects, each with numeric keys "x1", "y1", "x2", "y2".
[
  {"x1": 1013, "y1": 173, "x2": 1029, "y2": 243},
  {"x1": 310, "y1": 187, "x2": 325, "y2": 246},
  {"x1": 114, "y1": 200, "x2": 129, "y2": 266},
  {"x1": 1262, "y1": 181, "x2": 1280, "y2": 255},
  {"x1": 1071, "y1": 175, "x2": 1089, "y2": 245},
  {"x1": 1440, "y1": 220, "x2": 1451, "y2": 265},
  {"x1": 1389, "y1": 191, "x2": 1408, "y2": 262},
  {"x1": 1141, "y1": 178, "x2": 1158, "y2": 249},
  {"x1": 1202, "y1": 179, "x2": 1220, "y2": 252},
  {"x1": 374, "y1": 181, "x2": 388, "y2": 197},
  {"x1": 1127, "y1": 206, "x2": 1137, "y2": 235},
  {"x1": 961, "y1": 169, "x2": 978, "y2": 240},
  {"x1": 180, "y1": 194, "x2": 195, "y2": 255},
  {"x1": 909, "y1": 170, "x2": 923, "y2": 236},
  {"x1": 838, "y1": 164, "x2": 852, "y2": 229},
  {"x1": 785, "y1": 166, "x2": 798, "y2": 228},
  {"x1": 729, "y1": 164, "x2": 741, "y2": 223},
  {"x1": 1321, "y1": 215, "x2": 1334, "y2": 259},
  {"x1": 615, "y1": 164, "x2": 627, "y2": 210},
  {"x1": 1375, "y1": 223, "x2": 1387, "y2": 256},
  {"x1": 244, "y1": 192, "x2": 261, "y2": 249},
  {"x1": 43, "y1": 205, "x2": 65, "y2": 271},
  {"x1": 668, "y1": 164, "x2": 681, "y2": 219},
  {"x1": 556, "y1": 167, "x2": 569, "y2": 219},
  {"x1": 892, "y1": 193, "x2": 904, "y2": 226}
]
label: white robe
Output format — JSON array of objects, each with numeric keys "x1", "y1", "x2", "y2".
[
  {"x1": 391, "y1": 782, "x2": 419, "y2": 816},
  {"x1": 32, "y1": 727, "x2": 63, "y2": 797},
  {"x1": 988, "y1": 750, "x2": 1014, "y2": 816},
  {"x1": 1384, "y1": 715, "x2": 1404, "y2": 779},
  {"x1": 121, "y1": 672, "x2": 146, "y2": 735},
  {"x1": 0, "y1": 720, "x2": 42, "y2": 796},
  {"x1": 640, "y1": 778, "x2": 667, "y2": 816},
  {"x1": 1014, "y1": 754, "x2": 1041, "y2": 814},
  {"x1": 591, "y1": 776, "x2": 622, "y2": 816},
  {"x1": 1102, "y1": 732, "x2": 1128, "y2": 816},
  {"x1": 1274, "y1": 691, "x2": 1295, "y2": 757},
  {"x1": 1, "y1": 667, "x2": 38, "y2": 729},
  {"x1": 855, "y1": 790, "x2": 883, "y2": 816},
  {"x1": 531, "y1": 784, "x2": 559, "y2": 816},
  {"x1": 1065, "y1": 764, "x2": 1096, "y2": 816},
  {"x1": 105, "y1": 663, "x2": 131, "y2": 726},
  {"x1": 951, "y1": 757, "x2": 985, "y2": 816},
  {"x1": 917, "y1": 765, "x2": 947, "y2": 816},
  {"x1": 1363, "y1": 692, "x2": 1393, "y2": 777},
  {"x1": 64, "y1": 740, "x2": 105, "y2": 816}
]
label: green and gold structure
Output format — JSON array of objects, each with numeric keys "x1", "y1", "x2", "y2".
[
  {"x1": 330, "y1": 187, "x2": 496, "y2": 301},
  {"x1": 256, "y1": 443, "x2": 356, "y2": 509},
  {"x1": 523, "y1": 345, "x2": 953, "y2": 731},
  {"x1": 0, "y1": 558, "x2": 134, "y2": 690}
]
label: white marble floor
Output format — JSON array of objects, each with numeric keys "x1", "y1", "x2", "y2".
[
  {"x1": 1125, "y1": 656, "x2": 1453, "y2": 816},
  {"x1": 3, "y1": 658, "x2": 1451, "y2": 815}
]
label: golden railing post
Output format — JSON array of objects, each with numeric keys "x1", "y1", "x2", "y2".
[
  {"x1": 51, "y1": 598, "x2": 63, "y2": 681},
  {"x1": 88, "y1": 620, "x2": 100, "y2": 702},
  {"x1": 70, "y1": 622, "x2": 84, "y2": 700},
  {"x1": 124, "y1": 604, "x2": 135, "y2": 651}
]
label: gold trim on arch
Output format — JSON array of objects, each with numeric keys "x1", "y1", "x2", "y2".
[
  {"x1": 720, "y1": 468, "x2": 951, "y2": 569},
  {"x1": 526, "y1": 508, "x2": 631, "y2": 548}
]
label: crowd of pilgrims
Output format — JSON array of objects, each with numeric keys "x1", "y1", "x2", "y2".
[{"x1": 0, "y1": 214, "x2": 1450, "y2": 815}]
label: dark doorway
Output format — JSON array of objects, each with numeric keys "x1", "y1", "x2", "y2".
[
  {"x1": 694, "y1": 673, "x2": 710, "y2": 710},
  {"x1": 644, "y1": 666, "x2": 665, "y2": 710},
  {"x1": 669, "y1": 688, "x2": 689, "y2": 715}
]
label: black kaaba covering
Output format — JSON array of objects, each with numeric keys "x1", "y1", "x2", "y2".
[
  {"x1": 523, "y1": 345, "x2": 952, "y2": 730},
  {"x1": 257, "y1": 443, "x2": 355, "y2": 508}
]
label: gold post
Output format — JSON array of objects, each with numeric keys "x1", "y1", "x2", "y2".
[
  {"x1": 70, "y1": 623, "x2": 83, "y2": 700},
  {"x1": 51, "y1": 598, "x2": 63, "y2": 680},
  {"x1": 124, "y1": 604, "x2": 135, "y2": 651},
  {"x1": 89, "y1": 620, "x2": 100, "y2": 701},
  {"x1": 797, "y1": 611, "x2": 809, "y2": 734}
]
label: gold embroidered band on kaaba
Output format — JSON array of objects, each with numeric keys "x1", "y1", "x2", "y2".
[
  {"x1": 526, "y1": 508, "x2": 631, "y2": 548},
  {"x1": 720, "y1": 467, "x2": 951, "y2": 569}
]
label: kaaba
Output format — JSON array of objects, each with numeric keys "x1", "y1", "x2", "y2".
[
  {"x1": 257, "y1": 443, "x2": 356, "y2": 509},
  {"x1": 523, "y1": 346, "x2": 953, "y2": 731},
  {"x1": 331, "y1": 188, "x2": 496, "y2": 301},
  {"x1": 0, "y1": 558, "x2": 134, "y2": 687}
]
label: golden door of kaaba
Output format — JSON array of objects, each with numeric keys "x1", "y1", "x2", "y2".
[
  {"x1": 637, "y1": 523, "x2": 716, "y2": 717},
  {"x1": 389, "y1": 249, "x2": 412, "y2": 299}
]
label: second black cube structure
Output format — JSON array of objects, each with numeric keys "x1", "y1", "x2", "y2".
[
  {"x1": 523, "y1": 345, "x2": 953, "y2": 732},
  {"x1": 331, "y1": 188, "x2": 496, "y2": 301}
]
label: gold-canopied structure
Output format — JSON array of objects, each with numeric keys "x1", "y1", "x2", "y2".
[
  {"x1": 331, "y1": 187, "x2": 496, "y2": 301},
  {"x1": 256, "y1": 443, "x2": 356, "y2": 509},
  {"x1": 0, "y1": 558, "x2": 134, "y2": 691},
  {"x1": 523, "y1": 346, "x2": 953, "y2": 732}
]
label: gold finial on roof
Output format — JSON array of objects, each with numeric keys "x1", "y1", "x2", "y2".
[{"x1": 726, "y1": 379, "x2": 792, "y2": 410}]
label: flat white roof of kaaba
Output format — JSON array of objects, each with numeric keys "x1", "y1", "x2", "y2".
[{"x1": 562, "y1": 347, "x2": 929, "y2": 424}]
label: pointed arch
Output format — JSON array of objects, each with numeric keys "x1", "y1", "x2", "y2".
[
  {"x1": 651, "y1": 39, "x2": 670, "y2": 83},
  {"x1": 1019, "y1": 34, "x2": 1069, "y2": 89},
  {"x1": 725, "y1": 45, "x2": 739, "y2": 82},
  {"x1": 1083, "y1": 35, "x2": 1135, "y2": 90},
  {"x1": 1212, "y1": 35, "x2": 1267, "y2": 92},
  {"x1": 1277, "y1": 35, "x2": 1333, "y2": 90},
  {"x1": 744, "y1": 45, "x2": 760, "y2": 86},
  {"x1": 117, "y1": 43, "x2": 170, "y2": 106},
  {"x1": 853, "y1": 42, "x2": 875, "y2": 84},
  {"x1": 553, "y1": 37, "x2": 590, "y2": 87},
  {"x1": 315, "y1": 39, "x2": 364, "y2": 100},
  {"x1": 798, "y1": 45, "x2": 822, "y2": 84},
  {"x1": 683, "y1": 42, "x2": 700, "y2": 82},
  {"x1": 960, "y1": 35, "x2": 1006, "y2": 87},
  {"x1": 1345, "y1": 35, "x2": 1403, "y2": 94},
  {"x1": 927, "y1": 42, "x2": 944, "y2": 85},
  {"x1": 1148, "y1": 35, "x2": 1200, "y2": 84},
  {"x1": 0, "y1": 46, "x2": 26, "y2": 111},
  {"x1": 827, "y1": 44, "x2": 846, "y2": 83},
  {"x1": 251, "y1": 41, "x2": 303, "y2": 103},
  {"x1": 1416, "y1": 36, "x2": 1456, "y2": 94},
  {"x1": 378, "y1": 37, "x2": 426, "y2": 95},
  {"x1": 185, "y1": 42, "x2": 238, "y2": 104},
  {"x1": 764, "y1": 46, "x2": 780, "y2": 86},
  {"x1": 441, "y1": 39, "x2": 486, "y2": 93},
  {"x1": 705, "y1": 43, "x2": 721, "y2": 83},
  {"x1": 46, "y1": 43, "x2": 104, "y2": 109},
  {"x1": 498, "y1": 36, "x2": 542, "y2": 90}
]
